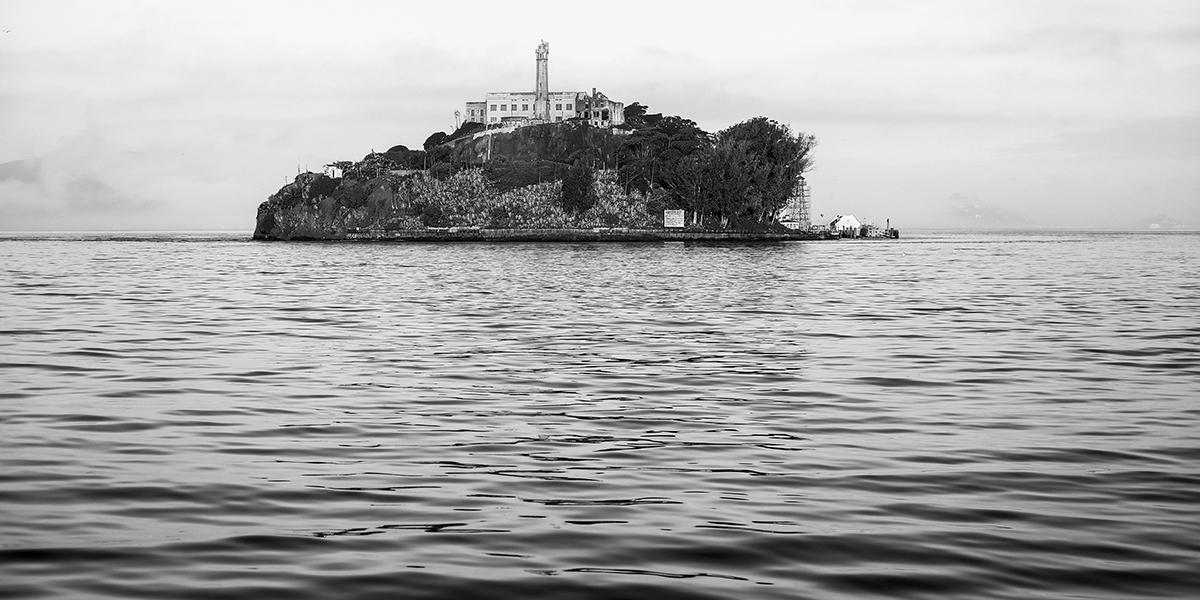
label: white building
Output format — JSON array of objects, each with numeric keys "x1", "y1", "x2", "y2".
[
  {"x1": 829, "y1": 214, "x2": 863, "y2": 237},
  {"x1": 463, "y1": 41, "x2": 624, "y2": 128}
]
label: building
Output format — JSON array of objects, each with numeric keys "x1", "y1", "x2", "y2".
[
  {"x1": 829, "y1": 214, "x2": 863, "y2": 237},
  {"x1": 463, "y1": 41, "x2": 624, "y2": 128}
]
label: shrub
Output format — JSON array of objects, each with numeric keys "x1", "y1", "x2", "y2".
[
  {"x1": 484, "y1": 159, "x2": 568, "y2": 193},
  {"x1": 332, "y1": 179, "x2": 371, "y2": 209},
  {"x1": 309, "y1": 174, "x2": 339, "y2": 199},
  {"x1": 419, "y1": 203, "x2": 447, "y2": 227},
  {"x1": 447, "y1": 121, "x2": 486, "y2": 141}
]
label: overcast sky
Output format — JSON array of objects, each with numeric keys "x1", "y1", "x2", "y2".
[{"x1": 1, "y1": 0, "x2": 1197, "y2": 230}]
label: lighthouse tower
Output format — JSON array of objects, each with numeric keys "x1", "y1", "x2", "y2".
[{"x1": 534, "y1": 41, "x2": 550, "y2": 122}]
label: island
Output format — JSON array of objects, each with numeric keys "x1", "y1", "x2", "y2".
[{"x1": 253, "y1": 42, "x2": 840, "y2": 242}]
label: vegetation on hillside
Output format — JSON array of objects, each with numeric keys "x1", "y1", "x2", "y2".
[{"x1": 263, "y1": 104, "x2": 815, "y2": 235}]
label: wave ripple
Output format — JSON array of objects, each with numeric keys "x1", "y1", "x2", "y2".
[{"x1": 2, "y1": 231, "x2": 1199, "y2": 599}]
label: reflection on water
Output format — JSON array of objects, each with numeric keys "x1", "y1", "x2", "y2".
[{"x1": 1, "y1": 231, "x2": 1198, "y2": 599}]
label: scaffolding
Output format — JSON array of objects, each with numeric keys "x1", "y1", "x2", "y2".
[
  {"x1": 780, "y1": 177, "x2": 812, "y2": 230},
  {"x1": 796, "y1": 177, "x2": 811, "y2": 230}
]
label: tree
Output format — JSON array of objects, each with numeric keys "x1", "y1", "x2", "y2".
[
  {"x1": 622, "y1": 102, "x2": 665, "y2": 130},
  {"x1": 561, "y1": 159, "x2": 596, "y2": 213},
  {"x1": 329, "y1": 153, "x2": 400, "y2": 181},
  {"x1": 707, "y1": 117, "x2": 817, "y2": 225},
  {"x1": 447, "y1": 121, "x2": 486, "y2": 141},
  {"x1": 623, "y1": 102, "x2": 648, "y2": 127},
  {"x1": 616, "y1": 115, "x2": 713, "y2": 218},
  {"x1": 381, "y1": 145, "x2": 428, "y2": 170},
  {"x1": 698, "y1": 143, "x2": 756, "y2": 227},
  {"x1": 423, "y1": 132, "x2": 449, "y2": 152}
]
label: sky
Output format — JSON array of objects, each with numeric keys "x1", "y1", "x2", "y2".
[{"x1": 0, "y1": 0, "x2": 1197, "y2": 231}]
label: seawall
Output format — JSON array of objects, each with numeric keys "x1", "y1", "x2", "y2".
[{"x1": 259, "y1": 227, "x2": 836, "y2": 242}]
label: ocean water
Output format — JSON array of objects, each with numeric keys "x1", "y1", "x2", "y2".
[{"x1": 1, "y1": 230, "x2": 1198, "y2": 599}]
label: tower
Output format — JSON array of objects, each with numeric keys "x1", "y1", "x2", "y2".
[
  {"x1": 796, "y1": 177, "x2": 812, "y2": 230},
  {"x1": 534, "y1": 41, "x2": 550, "y2": 121},
  {"x1": 782, "y1": 177, "x2": 812, "y2": 230}
]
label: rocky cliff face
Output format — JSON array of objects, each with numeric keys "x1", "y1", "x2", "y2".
[
  {"x1": 253, "y1": 171, "x2": 420, "y2": 240},
  {"x1": 253, "y1": 167, "x2": 656, "y2": 240},
  {"x1": 254, "y1": 123, "x2": 654, "y2": 240},
  {"x1": 443, "y1": 121, "x2": 625, "y2": 165}
]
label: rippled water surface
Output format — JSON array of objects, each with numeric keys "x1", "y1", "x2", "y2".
[{"x1": 2, "y1": 231, "x2": 1198, "y2": 599}]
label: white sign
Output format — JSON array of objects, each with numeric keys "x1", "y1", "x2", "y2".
[{"x1": 663, "y1": 210, "x2": 685, "y2": 228}]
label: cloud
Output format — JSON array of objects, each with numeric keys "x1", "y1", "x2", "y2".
[
  {"x1": 1009, "y1": 117, "x2": 1200, "y2": 160},
  {"x1": 0, "y1": 145, "x2": 163, "y2": 230},
  {"x1": 1, "y1": 0, "x2": 1197, "y2": 231}
]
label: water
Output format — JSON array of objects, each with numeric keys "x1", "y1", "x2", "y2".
[{"x1": 2, "y1": 231, "x2": 1198, "y2": 599}]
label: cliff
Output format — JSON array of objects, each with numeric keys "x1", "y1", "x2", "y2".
[
  {"x1": 253, "y1": 166, "x2": 661, "y2": 241},
  {"x1": 442, "y1": 121, "x2": 625, "y2": 165},
  {"x1": 254, "y1": 122, "x2": 659, "y2": 240},
  {"x1": 253, "y1": 171, "x2": 410, "y2": 240}
]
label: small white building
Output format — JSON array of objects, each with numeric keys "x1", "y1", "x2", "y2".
[{"x1": 829, "y1": 214, "x2": 863, "y2": 237}]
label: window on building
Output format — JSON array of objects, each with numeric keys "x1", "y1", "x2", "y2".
[
  {"x1": 565, "y1": 103, "x2": 573, "y2": 111},
  {"x1": 556, "y1": 116, "x2": 562, "y2": 121},
  {"x1": 490, "y1": 117, "x2": 497, "y2": 122},
  {"x1": 490, "y1": 105, "x2": 496, "y2": 111},
  {"x1": 602, "y1": 110, "x2": 610, "y2": 121},
  {"x1": 522, "y1": 104, "x2": 528, "y2": 111},
  {"x1": 555, "y1": 103, "x2": 562, "y2": 110},
  {"x1": 501, "y1": 104, "x2": 507, "y2": 111}
]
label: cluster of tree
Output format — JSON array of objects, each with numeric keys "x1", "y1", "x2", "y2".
[
  {"x1": 316, "y1": 103, "x2": 814, "y2": 227},
  {"x1": 482, "y1": 157, "x2": 572, "y2": 193},
  {"x1": 327, "y1": 146, "x2": 427, "y2": 178},
  {"x1": 620, "y1": 102, "x2": 664, "y2": 129},
  {"x1": 424, "y1": 122, "x2": 623, "y2": 197},
  {"x1": 420, "y1": 121, "x2": 488, "y2": 170},
  {"x1": 383, "y1": 145, "x2": 428, "y2": 170},
  {"x1": 617, "y1": 105, "x2": 816, "y2": 228}
]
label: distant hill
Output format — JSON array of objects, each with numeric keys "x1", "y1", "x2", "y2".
[
  {"x1": 942, "y1": 195, "x2": 1031, "y2": 228},
  {"x1": 0, "y1": 158, "x2": 42, "y2": 183},
  {"x1": 1132, "y1": 214, "x2": 1190, "y2": 230}
]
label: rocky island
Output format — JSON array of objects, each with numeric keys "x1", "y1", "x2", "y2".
[
  {"x1": 253, "y1": 113, "x2": 821, "y2": 241},
  {"x1": 253, "y1": 42, "x2": 821, "y2": 242}
]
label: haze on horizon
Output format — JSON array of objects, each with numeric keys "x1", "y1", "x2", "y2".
[{"x1": 1, "y1": 0, "x2": 1197, "y2": 231}]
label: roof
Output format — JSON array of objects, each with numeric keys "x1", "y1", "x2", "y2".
[{"x1": 830, "y1": 214, "x2": 862, "y2": 229}]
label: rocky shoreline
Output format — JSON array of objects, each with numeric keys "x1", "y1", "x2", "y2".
[
  {"x1": 253, "y1": 118, "x2": 829, "y2": 242},
  {"x1": 259, "y1": 227, "x2": 833, "y2": 242}
]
